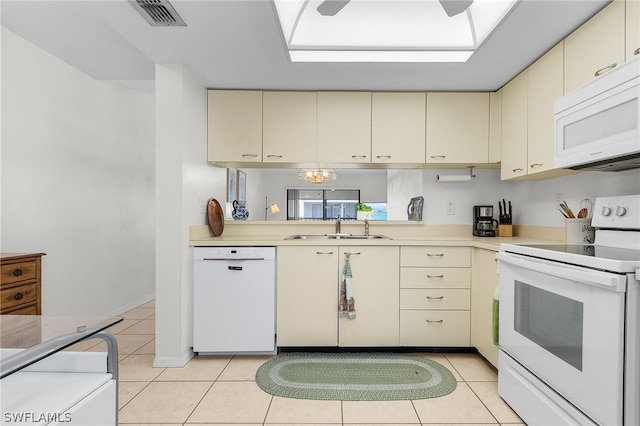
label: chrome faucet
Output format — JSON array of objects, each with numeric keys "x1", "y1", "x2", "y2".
[
  {"x1": 364, "y1": 219, "x2": 369, "y2": 236},
  {"x1": 335, "y1": 216, "x2": 341, "y2": 234}
]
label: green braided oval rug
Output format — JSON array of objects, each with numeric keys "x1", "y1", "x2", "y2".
[{"x1": 255, "y1": 353, "x2": 457, "y2": 401}]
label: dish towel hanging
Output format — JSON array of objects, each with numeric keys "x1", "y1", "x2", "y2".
[
  {"x1": 492, "y1": 285, "x2": 499, "y2": 346},
  {"x1": 339, "y1": 253, "x2": 356, "y2": 319}
]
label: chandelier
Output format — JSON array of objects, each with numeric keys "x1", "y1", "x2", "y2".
[{"x1": 298, "y1": 168, "x2": 338, "y2": 184}]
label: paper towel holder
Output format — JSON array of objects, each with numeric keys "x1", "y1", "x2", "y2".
[{"x1": 436, "y1": 166, "x2": 476, "y2": 182}]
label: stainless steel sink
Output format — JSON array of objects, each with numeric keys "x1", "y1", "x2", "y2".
[{"x1": 285, "y1": 234, "x2": 391, "y2": 240}]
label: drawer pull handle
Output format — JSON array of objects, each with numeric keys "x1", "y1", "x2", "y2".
[
  {"x1": 426, "y1": 296, "x2": 444, "y2": 300},
  {"x1": 430, "y1": 155, "x2": 446, "y2": 159},
  {"x1": 512, "y1": 168, "x2": 524, "y2": 173},
  {"x1": 12, "y1": 269, "x2": 24, "y2": 277},
  {"x1": 426, "y1": 253, "x2": 444, "y2": 257},
  {"x1": 376, "y1": 155, "x2": 392, "y2": 159},
  {"x1": 351, "y1": 155, "x2": 367, "y2": 159},
  {"x1": 427, "y1": 275, "x2": 444, "y2": 279},
  {"x1": 14, "y1": 292, "x2": 24, "y2": 301},
  {"x1": 426, "y1": 319, "x2": 444, "y2": 324},
  {"x1": 241, "y1": 154, "x2": 258, "y2": 158},
  {"x1": 594, "y1": 63, "x2": 617, "y2": 77},
  {"x1": 266, "y1": 154, "x2": 283, "y2": 158},
  {"x1": 635, "y1": 47, "x2": 640, "y2": 56},
  {"x1": 530, "y1": 163, "x2": 543, "y2": 168},
  {"x1": 316, "y1": 251, "x2": 334, "y2": 255},
  {"x1": 344, "y1": 252, "x2": 361, "y2": 256}
]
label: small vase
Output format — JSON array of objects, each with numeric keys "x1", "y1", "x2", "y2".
[{"x1": 232, "y1": 200, "x2": 249, "y2": 220}]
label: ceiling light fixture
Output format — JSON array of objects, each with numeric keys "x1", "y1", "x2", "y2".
[
  {"x1": 298, "y1": 168, "x2": 338, "y2": 184},
  {"x1": 273, "y1": 0, "x2": 519, "y2": 63}
]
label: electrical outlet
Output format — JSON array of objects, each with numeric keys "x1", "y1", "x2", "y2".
[
  {"x1": 446, "y1": 201, "x2": 455, "y2": 215},
  {"x1": 198, "y1": 199, "x2": 207, "y2": 214},
  {"x1": 555, "y1": 193, "x2": 563, "y2": 206}
]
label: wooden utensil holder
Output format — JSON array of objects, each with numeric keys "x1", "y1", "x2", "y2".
[{"x1": 499, "y1": 225, "x2": 513, "y2": 237}]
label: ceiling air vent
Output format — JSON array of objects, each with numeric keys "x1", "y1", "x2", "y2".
[{"x1": 130, "y1": 0, "x2": 186, "y2": 26}]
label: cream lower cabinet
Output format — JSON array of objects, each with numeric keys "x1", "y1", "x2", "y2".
[
  {"x1": 277, "y1": 245, "x2": 400, "y2": 347},
  {"x1": 399, "y1": 246, "x2": 471, "y2": 347},
  {"x1": 426, "y1": 92, "x2": 489, "y2": 165},
  {"x1": 471, "y1": 248, "x2": 499, "y2": 368},
  {"x1": 276, "y1": 246, "x2": 339, "y2": 346},
  {"x1": 338, "y1": 246, "x2": 400, "y2": 347}
]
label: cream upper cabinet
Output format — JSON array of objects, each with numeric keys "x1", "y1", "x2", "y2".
[
  {"x1": 564, "y1": 0, "x2": 626, "y2": 93},
  {"x1": 471, "y1": 248, "x2": 499, "y2": 368},
  {"x1": 317, "y1": 92, "x2": 372, "y2": 164},
  {"x1": 276, "y1": 246, "x2": 338, "y2": 347},
  {"x1": 371, "y1": 92, "x2": 426, "y2": 164},
  {"x1": 527, "y1": 43, "x2": 563, "y2": 175},
  {"x1": 338, "y1": 246, "x2": 400, "y2": 347},
  {"x1": 207, "y1": 90, "x2": 262, "y2": 163},
  {"x1": 628, "y1": 0, "x2": 640, "y2": 60},
  {"x1": 500, "y1": 70, "x2": 528, "y2": 180},
  {"x1": 263, "y1": 91, "x2": 317, "y2": 163},
  {"x1": 426, "y1": 92, "x2": 489, "y2": 165},
  {"x1": 489, "y1": 91, "x2": 502, "y2": 164}
]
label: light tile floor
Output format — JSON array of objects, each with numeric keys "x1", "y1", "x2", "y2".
[{"x1": 71, "y1": 300, "x2": 525, "y2": 425}]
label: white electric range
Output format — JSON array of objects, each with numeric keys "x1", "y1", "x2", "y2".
[{"x1": 497, "y1": 194, "x2": 640, "y2": 426}]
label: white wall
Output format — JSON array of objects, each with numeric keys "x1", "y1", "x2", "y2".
[
  {"x1": 1, "y1": 28, "x2": 155, "y2": 316},
  {"x1": 154, "y1": 64, "x2": 223, "y2": 367}
]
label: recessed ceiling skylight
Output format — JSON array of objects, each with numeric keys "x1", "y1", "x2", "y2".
[{"x1": 273, "y1": 0, "x2": 519, "y2": 63}]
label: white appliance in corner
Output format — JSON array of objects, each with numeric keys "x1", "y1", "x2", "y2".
[{"x1": 193, "y1": 247, "x2": 276, "y2": 355}]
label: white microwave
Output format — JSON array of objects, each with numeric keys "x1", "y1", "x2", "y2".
[{"x1": 554, "y1": 57, "x2": 640, "y2": 171}]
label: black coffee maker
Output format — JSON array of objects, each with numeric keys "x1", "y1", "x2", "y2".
[{"x1": 473, "y1": 205, "x2": 498, "y2": 237}]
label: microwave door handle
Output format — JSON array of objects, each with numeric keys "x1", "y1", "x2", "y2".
[{"x1": 497, "y1": 252, "x2": 626, "y2": 292}]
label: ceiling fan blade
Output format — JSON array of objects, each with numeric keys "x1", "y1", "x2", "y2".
[
  {"x1": 439, "y1": 0, "x2": 474, "y2": 17},
  {"x1": 316, "y1": 0, "x2": 351, "y2": 16}
]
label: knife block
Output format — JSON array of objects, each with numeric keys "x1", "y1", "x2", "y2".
[{"x1": 499, "y1": 225, "x2": 513, "y2": 237}]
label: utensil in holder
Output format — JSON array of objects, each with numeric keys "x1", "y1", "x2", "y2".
[{"x1": 565, "y1": 218, "x2": 595, "y2": 244}]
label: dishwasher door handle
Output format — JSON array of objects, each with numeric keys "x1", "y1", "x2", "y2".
[{"x1": 228, "y1": 266, "x2": 243, "y2": 271}]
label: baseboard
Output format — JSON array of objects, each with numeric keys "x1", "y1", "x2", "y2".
[
  {"x1": 153, "y1": 350, "x2": 194, "y2": 368},
  {"x1": 104, "y1": 293, "x2": 155, "y2": 317}
]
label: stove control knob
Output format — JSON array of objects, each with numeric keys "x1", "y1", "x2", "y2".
[
  {"x1": 601, "y1": 206, "x2": 612, "y2": 216},
  {"x1": 615, "y1": 206, "x2": 628, "y2": 217}
]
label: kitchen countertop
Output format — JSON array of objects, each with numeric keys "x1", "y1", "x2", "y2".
[{"x1": 189, "y1": 222, "x2": 564, "y2": 251}]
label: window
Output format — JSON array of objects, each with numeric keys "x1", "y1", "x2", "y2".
[{"x1": 286, "y1": 189, "x2": 360, "y2": 220}]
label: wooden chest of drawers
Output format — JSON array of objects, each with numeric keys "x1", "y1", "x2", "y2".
[{"x1": 1, "y1": 253, "x2": 45, "y2": 314}]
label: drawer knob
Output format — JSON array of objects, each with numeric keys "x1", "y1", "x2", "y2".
[
  {"x1": 14, "y1": 292, "x2": 24, "y2": 301},
  {"x1": 12, "y1": 268, "x2": 24, "y2": 277}
]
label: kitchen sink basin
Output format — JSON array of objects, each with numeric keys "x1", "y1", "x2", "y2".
[{"x1": 285, "y1": 234, "x2": 391, "y2": 240}]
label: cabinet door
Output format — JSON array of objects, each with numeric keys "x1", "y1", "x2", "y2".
[
  {"x1": 277, "y1": 246, "x2": 338, "y2": 346},
  {"x1": 471, "y1": 248, "x2": 499, "y2": 368},
  {"x1": 627, "y1": 0, "x2": 640, "y2": 60},
  {"x1": 489, "y1": 91, "x2": 502, "y2": 164},
  {"x1": 317, "y1": 92, "x2": 372, "y2": 163},
  {"x1": 207, "y1": 90, "x2": 262, "y2": 163},
  {"x1": 564, "y1": 0, "x2": 626, "y2": 93},
  {"x1": 263, "y1": 91, "x2": 317, "y2": 163},
  {"x1": 500, "y1": 70, "x2": 528, "y2": 180},
  {"x1": 371, "y1": 92, "x2": 426, "y2": 164},
  {"x1": 527, "y1": 43, "x2": 563, "y2": 175},
  {"x1": 338, "y1": 246, "x2": 400, "y2": 346},
  {"x1": 426, "y1": 92, "x2": 489, "y2": 164}
]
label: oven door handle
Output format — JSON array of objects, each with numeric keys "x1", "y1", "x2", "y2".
[{"x1": 497, "y1": 252, "x2": 627, "y2": 292}]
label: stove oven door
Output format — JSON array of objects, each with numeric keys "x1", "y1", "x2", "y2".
[{"x1": 497, "y1": 251, "x2": 627, "y2": 426}]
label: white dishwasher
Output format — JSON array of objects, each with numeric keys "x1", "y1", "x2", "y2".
[{"x1": 193, "y1": 247, "x2": 276, "y2": 354}]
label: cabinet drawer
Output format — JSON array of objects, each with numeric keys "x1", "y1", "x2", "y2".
[
  {"x1": 400, "y1": 289, "x2": 470, "y2": 310},
  {"x1": 400, "y1": 310, "x2": 470, "y2": 346},
  {"x1": 400, "y1": 267, "x2": 471, "y2": 289},
  {"x1": 1, "y1": 283, "x2": 37, "y2": 310},
  {"x1": 400, "y1": 246, "x2": 471, "y2": 267},
  {"x1": 1, "y1": 261, "x2": 37, "y2": 285}
]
